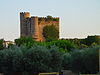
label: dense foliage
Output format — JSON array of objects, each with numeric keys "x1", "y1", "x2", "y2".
[
  {"x1": 70, "y1": 46, "x2": 99, "y2": 73},
  {"x1": 47, "y1": 15, "x2": 59, "y2": 21},
  {"x1": 15, "y1": 37, "x2": 35, "y2": 47},
  {"x1": 66, "y1": 35, "x2": 100, "y2": 49},
  {"x1": 0, "y1": 45, "x2": 63, "y2": 73},
  {"x1": 0, "y1": 45, "x2": 99, "y2": 73},
  {"x1": 0, "y1": 36, "x2": 100, "y2": 74},
  {"x1": 0, "y1": 39, "x2": 4, "y2": 50},
  {"x1": 43, "y1": 25, "x2": 59, "y2": 40}
]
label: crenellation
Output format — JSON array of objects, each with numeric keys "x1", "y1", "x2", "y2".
[{"x1": 20, "y1": 12, "x2": 59, "y2": 41}]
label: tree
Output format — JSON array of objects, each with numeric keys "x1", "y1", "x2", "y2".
[
  {"x1": 48, "y1": 40, "x2": 77, "y2": 52},
  {"x1": 23, "y1": 45, "x2": 52, "y2": 72},
  {"x1": 80, "y1": 44, "x2": 88, "y2": 49},
  {"x1": 70, "y1": 46, "x2": 100, "y2": 74},
  {"x1": 85, "y1": 36, "x2": 100, "y2": 46},
  {"x1": 43, "y1": 25, "x2": 59, "y2": 40},
  {"x1": 62, "y1": 53, "x2": 71, "y2": 70},
  {"x1": 0, "y1": 46, "x2": 23, "y2": 72},
  {"x1": 49, "y1": 46, "x2": 63, "y2": 72},
  {"x1": 81, "y1": 47, "x2": 99, "y2": 73},
  {"x1": 70, "y1": 50, "x2": 84, "y2": 73},
  {"x1": 0, "y1": 39, "x2": 4, "y2": 50},
  {"x1": 47, "y1": 15, "x2": 53, "y2": 21},
  {"x1": 15, "y1": 37, "x2": 36, "y2": 48}
]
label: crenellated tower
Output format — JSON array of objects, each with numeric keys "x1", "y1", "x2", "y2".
[{"x1": 20, "y1": 12, "x2": 30, "y2": 37}]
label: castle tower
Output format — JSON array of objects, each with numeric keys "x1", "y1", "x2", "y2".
[
  {"x1": 31, "y1": 16, "x2": 40, "y2": 41},
  {"x1": 20, "y1": 12, "x2": 30, "y2": 37}
]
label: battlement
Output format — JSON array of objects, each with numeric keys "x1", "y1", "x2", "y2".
[
  {"x1": 20, "y1": 12, "x2": 30, "y2": 14},
  {"x1": 20, "y1": 12, "x2": 30, "y2": 18},
  {"x1": 38, "y1": 17, "x2": 59, "y2": 19},
  {"x1": 31, "y1": 16, "x2": 38, "y2": 18},
  {"x1": 38, "y1": 16, "x2": 59, "y2": 22}
]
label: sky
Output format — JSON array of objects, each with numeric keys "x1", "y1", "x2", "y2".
[{"x1": 0, "y1": 0, "x2": 100, "y2": 41}]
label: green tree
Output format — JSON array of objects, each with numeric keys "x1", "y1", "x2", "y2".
[
  {"x1": 85, "y1": 36, "x2": 100, "y2": 46},
  {"x1": 43, "y1": 25, "x2": 59, "y2": 40},
  {"x1": 48, "y1": 40, "x2": 77, "y2": 52},
  {"x1": 49, "y1": 46, "x2": 63, "y2": 71},
  {"x1": 62, "y1": 53, "x2": 71, "y2": 70},
  {"x1": 0, "y1": 46, "x2": 23, "y2": 72},
  {"x1": 70, "y1": 50, "x2": 84, "y2": 73},
  {"x1": 81, "y1": 47, "x2": 99, "y2": 73},
  {"x1": 80, "y1": 44, "x2": 88, "y2": 49},
  {"x1": 47, "y1": 15, "x2": 53, "y2": 21},
  {"x1": 15, "y1": 37, "x2": 36, "y2": 48},
  {"x1": 0, "y1": 39, "x2": 4, "y2": 50},
  {"x1": 70, "y1": 46, "x2": 100, "y2": 74},
  {"x1": 23, "y1": 45, "x2": 52, "y2": 72}
]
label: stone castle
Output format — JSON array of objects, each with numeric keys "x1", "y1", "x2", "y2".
[{"x1": 20, "y1": 12, "x2": 59, "y2": 41}]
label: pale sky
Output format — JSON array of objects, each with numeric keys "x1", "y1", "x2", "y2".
[{"x1": 0, "y1": 0, "x2": 100, "y2": 41}]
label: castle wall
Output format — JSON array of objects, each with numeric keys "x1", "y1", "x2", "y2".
[
  {"x1": 38, "y1": 17, "x2": 59, "y2": 41},
  {"x1": 38, "y1": 17, "x2": 59, "y2": 29}
]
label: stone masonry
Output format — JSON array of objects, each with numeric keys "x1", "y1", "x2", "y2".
[{"x1": 20, "y1": 12, "x2": 59, "y2": 41}]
